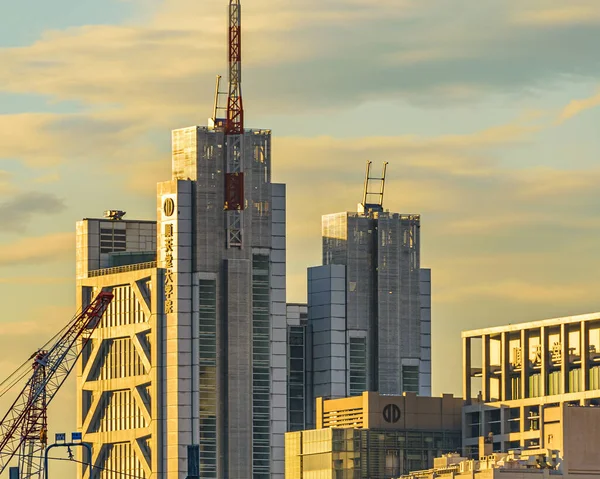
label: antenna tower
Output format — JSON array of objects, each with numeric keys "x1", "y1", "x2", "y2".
[
  {"x1": 360, "y1": 161, "x2": 388, "y2": 214},
  {"x1": 223, "y1": 0, "x2": 245, "y2": 248}
]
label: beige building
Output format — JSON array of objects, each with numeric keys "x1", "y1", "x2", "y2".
[
  {"x1": 285, "y1": 392, "x2": 462, "y2": 479},
  {"x1": 76, "y1": 217, "x2": 160, "y2": 478},
  {"x1": 404, "y1": 405, "x2": 600, "y2": 479},
  {"x1": 462, "y1": 312, "x2": 600, "y2": 455}
]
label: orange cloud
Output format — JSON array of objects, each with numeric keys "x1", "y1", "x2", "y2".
[
  {"x1": 559, "y1": 90, "x2": 600, "y2": 122},
  {"x1": 0, "y1": 232, "x2": 73, "y2": 266},
  {"x1": 514, "y1": 6, "x2": 600, "y2": 26}
]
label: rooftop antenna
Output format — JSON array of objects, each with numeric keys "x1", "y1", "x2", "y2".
[
  {"x1": 210, "y1": 75, "x2": 227, "y2": 129},
  {"x1": 359, "y1": 161, "x2": 388, "y2": 214},
  {"x1": 223, "y1": 0, "x2": 245, "y2": 248}
]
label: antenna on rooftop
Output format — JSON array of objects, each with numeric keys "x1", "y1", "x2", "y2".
[
  {"x1": 210, "y1": 75, "x2": 227, "y2": 129},
  {"x1": 359, "y1": 161, "x2": 388, "y2": 214}
]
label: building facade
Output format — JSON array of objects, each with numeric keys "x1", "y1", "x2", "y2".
[
  {"x1": 405, "y1": 406, "x2": 600, "y2": 479},
  {"x1": 75, "y1": 218, "x2": 159, "y2": 478},
  {"x1": 285, "y1": 392, "x2": 462, "y2": 479},
  {"x1": 76, "y1": 124, "x2": 287, "y2": 478},
  {"x1": 287, "y1": 304, "x2": 312, "y2": 432},
  {"x1": 308, "y1": 208, "x2": 431, "y2": 408},
  {"x1": 462, "y1": 312, "x2": 600, "y2": 456}
]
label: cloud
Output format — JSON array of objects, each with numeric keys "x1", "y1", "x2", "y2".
[
  {"x1": 0, "y1": 276, "x2": 71, "y2": 285},
  {"x1": 437, "y1": 280, "x2": 600, "y2": 304},
  {"x1": 0, "y1": 171, "x2": 16, "y2": 195},
  {"x1": 514, "y1": 6, "x2": 600, "y2": 26},
  {"x1": 0, "y1": 0, "x2": 598, "y2": 122},
  {"x1": 559, "y1": 89, "x2": 600, "y2": 121},
  {"x1": 513, "y1": 166, "x2": 600, "y2": 198},
  {"x1": 33, "y1": 172, "x2": 60, "y2": 184},
  {"x1": 0, "y1": 232, "x2": 73, "y2": 265},
  {"x1": 0, "y1": 191, "x2": 66, "y2": 233}
]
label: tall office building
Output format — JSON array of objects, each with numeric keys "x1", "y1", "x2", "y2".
[
  {"x1": 160, "y1": 125, "x2": 287, "y2": 479},
  {"x1": 76, "y1": 0, "x2": 288, "y2": 475},
  {"x1": 306, "y1": 164, "x2": 431, "y2": 417},
  {"x1": 76, "y1": 128, "x2": 287, "y2": 479}
]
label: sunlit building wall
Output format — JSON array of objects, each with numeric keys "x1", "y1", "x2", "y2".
[{"x1": 463, "y1": 312, "x2": 600, "y2": 456}]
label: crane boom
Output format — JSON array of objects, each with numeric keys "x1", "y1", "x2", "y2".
[{"x1": 0, "y1": 291, "x2": 113, "y2": 476}]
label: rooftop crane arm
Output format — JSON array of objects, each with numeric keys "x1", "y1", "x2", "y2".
[{"x1": 0, "y1": 291, "x2": 113, "y2": 476}]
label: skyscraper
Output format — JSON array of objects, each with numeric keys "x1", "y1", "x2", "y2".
[
  {"x1": 76, "y1": 126, "x2": 287, "y2": 479},
  {"x1": 306, "y1": 163, "x2": 431, "y2": 420},
  {"x1": 158, "y1": 125, "x2": 287, "y2": 478},
  {"x1": 76, "y1": 0, "x2": 287, "y2": 476}
]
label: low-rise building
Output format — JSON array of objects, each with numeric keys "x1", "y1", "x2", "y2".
[
  {"x1": 402, "y1": 450, "x2": 563, "y2": 479},
  {"x1": 285, "y1": 391, "x2": 462, "y2": 479},
  {"x1": 404, "y1": 406, "x2": 600, "y2": 479},
  {"x1": 462, "y1": 312, "x2": 600, "y2": 455}
]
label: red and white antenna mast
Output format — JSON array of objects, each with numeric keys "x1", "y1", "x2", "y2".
[
  {"x1": 223, "y1": 0, "x2": 245, "y2": 248},
  {"x1": 226, "y1": 0, "x2": 243, "y2": 135}
]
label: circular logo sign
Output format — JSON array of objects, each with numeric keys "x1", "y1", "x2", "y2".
[
  {"x1": 383, "y1": 404, "x2": 401, "y2": 423},
  {"x1": 164, "y1": 198, "x2": 175, "y2": 217}
]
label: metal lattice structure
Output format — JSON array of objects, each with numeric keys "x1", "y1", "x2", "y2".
[
  {"x1": 361, "y1": 161, "x2": 388, "y2": 213},
  {"x1": 17, "y1": 351, "x2": 47, "y2": 479},
  {"x1": 224, "y1": 0, "x2": 245, "y2": 248},
  {"x1": 0, "y1": 291, "x2": 113, "y2": 477}
]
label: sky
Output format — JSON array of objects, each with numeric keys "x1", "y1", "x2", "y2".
[{"x1": 1, "y1": 0, "x2": 600, "y2": 471}]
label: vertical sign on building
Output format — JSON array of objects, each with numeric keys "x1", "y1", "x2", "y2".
[{"x1": 162, "y1": 196, "x2": 176, "y2": 313}]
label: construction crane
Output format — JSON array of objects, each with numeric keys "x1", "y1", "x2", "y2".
[
  {"x1": 223, "y1": 0, "x2": 245, "y2": 248},
  {"x1": 0, "y1": 291, "x2": 113, "y2": 478}
]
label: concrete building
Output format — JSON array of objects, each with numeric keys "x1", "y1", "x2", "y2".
[
  {"x1": 402, "y1": 451, "x2": 563, "y2": 479},
  {"x1": 462, "y1": 312, "x2": 600, "y2": 456},
  {"x1": 285, "y1": 391, "x2": 462, "y2": 479},
  {"x1": 405, "y1": 406, "x2": 600, "y2": 479},
  {"x1": 308, "y1": 205, "x2": 431, "y2": 405},
  {"x1": 76, "y1": 218, "x2": 159, "y2": 479},
  {"x1": 76, "y1": 123, "x2": 287, "y2": 478}
]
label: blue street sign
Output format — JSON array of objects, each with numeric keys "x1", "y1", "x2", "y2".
[
  {"x1": 55, "y1": 433, "x2": 66, "y2": 442},
  {"x1": 72, "y1": 432, "x2": 82, "y2": 442}
]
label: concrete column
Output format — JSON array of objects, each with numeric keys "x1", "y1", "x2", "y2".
[
  {"x1": 519, "y1": 405, "x2": 525, "y2": 448},
  {"x1": 540, "y1": 327, "x2": 547, "y2": 397},
  {"x1": 501, "y1": 332, "x2": 509, "y2": 401},
  {"x1": 520, "y1": 330, "x2": 528, "y2": 399},
  {"x1": 482, "y1": 335, "x2": 490, "y2": 402},
  {"x1": 561, "y1": 323, "x2": 568, "y2": 394},
  {"x1": 581, "y1": 321, "x2": 589, "y2": 392},
  {"x1": 463, "y1": 337, "x2": 472, "y2": 403}
]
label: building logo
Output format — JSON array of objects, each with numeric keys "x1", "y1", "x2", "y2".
[
  {"x1": 163, "y1": 198, "x2": 175, "y2": 217},
  {"x1": 383, "y1": 404, "x2": 401, "y2": 423}
]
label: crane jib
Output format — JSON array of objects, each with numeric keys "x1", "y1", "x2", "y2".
[{"x1": 0, "y1": 291, "x2": 113, "y2": 476}]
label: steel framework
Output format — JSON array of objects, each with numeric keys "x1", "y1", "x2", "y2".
[
  {"x1": 0, "y1": 291, "x2": 114, "y2": 477},
  {"x1": 225, "y1": 0, "x2": 245, "y2": 248},
  {"x1": 17, "y1": 351, "x2": 47, "y2": 479}
]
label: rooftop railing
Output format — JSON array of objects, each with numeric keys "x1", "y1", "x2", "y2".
[{"x1": 88, "y1": 261, "x2": 157, "y2": 277}]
